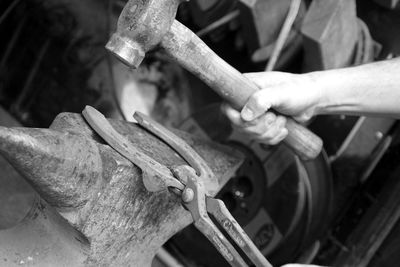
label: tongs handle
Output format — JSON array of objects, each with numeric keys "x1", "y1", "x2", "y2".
[
  {"x1": 207, "y1": 198, "x2": 273, "y2": 267},
  {"x1": 195, "y1": 216, "x2": 248, "y2": 267},
  {"x1": 182, "y1": 169, "x2": 247, "y2": 267}
]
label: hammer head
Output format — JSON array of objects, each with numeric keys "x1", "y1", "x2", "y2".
[{"x1": 106, "y1": 0, "x2": 184, "y2": 68}]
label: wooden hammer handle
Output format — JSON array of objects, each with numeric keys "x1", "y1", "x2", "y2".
[{"x1": 162, "y1": 20, "x2": 322, "y2": 160}]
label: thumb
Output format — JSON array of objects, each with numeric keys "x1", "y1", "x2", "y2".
[{"x1": 241, "y1": 89, "x2": 276, "y2": 121}]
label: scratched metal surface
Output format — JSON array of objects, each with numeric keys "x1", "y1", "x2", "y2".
[
  {"x1": 0, "y1": 111, "x2": 243, "y2": 266},
  {"x1": 0, "y1": 106, "x2": 36, "y2": 230}
]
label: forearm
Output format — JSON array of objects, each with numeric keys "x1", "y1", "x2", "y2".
[{"x1": 309, "y1": 58, "x2": 400, "y2": 118}]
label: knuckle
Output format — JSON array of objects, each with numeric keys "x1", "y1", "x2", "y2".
[
  {"x1": 268, "y1": 131, "x2": 287, "y2": 145},
  {"x1": 277, "y1": 115, "x2": 287, "y2": 125},
  {"x1": 282, "y1": 128, "x2": 289, "y2": 138},
  {"x1": 264, "y1": 112, "x2": 277, "y2": 123},
  {"x1": 269, "y1": 138, "x2": 281, "y2": 145},
  {"x1": 260, "y1": 130, "x2": 275, "y2": 140}
]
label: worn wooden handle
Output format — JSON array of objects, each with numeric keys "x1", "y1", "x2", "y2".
[{"x1": 161, "y1": 20, "x2": 322, "y2": 160}]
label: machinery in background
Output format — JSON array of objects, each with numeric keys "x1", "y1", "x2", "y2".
[{"x1": 0, "y1": 0, "x2": 399, "y2": 266}]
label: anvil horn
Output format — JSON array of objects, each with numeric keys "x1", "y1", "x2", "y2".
[
  {"x1": 0, "y1": 112, "x2": 244, "y2": 266},
  {"x1": 0, "y1": 126, "x2": 102, "y2": 209}
]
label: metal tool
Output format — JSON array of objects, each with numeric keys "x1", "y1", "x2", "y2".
[
  {"x1": 82, "y1": 106, "x2": 273, "y2": 267},
  {"x1": 133, "y1": 111, "x2": 273, "y2": 267},
  {"x1": 106, "y1": 0, "x2": 323, "y2": 160},
  {"x1": 172, "y1": 165, "x2": 273, "y2": 267}
]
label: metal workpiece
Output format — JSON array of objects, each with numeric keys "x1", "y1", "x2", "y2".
[
  {"x1": 82, "y1": 106, "x2": 185, "y2": 193},
  {"x1": 106, "y1": 0, "x2": 184, "y2": 68},
  {"x1": 83, "y1": 106, "x2": 219, "y2": 194}
]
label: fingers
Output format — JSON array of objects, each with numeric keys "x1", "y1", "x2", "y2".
[
  {"x1": 222, "y1": 70, "x2": 316, "y2": 145},
  {"x1": 251, "y1": 115, "x2": 288, "y2": 145},
  {"x1": 222, "y1": 104, "x2": 244, "y2": 126},
  {"x1": 222, "y1": 104, "x2": 288, "y2": 145},
  {"x1": 241, "y1": 72, "x2": 294, "y2": 121}
]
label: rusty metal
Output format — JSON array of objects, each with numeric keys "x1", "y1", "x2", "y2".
[
  {"x1": 133, "y1": 111, "x2": 218, "y2": 194},
  {"x1": 105, "y1": 0, "x2": 184, "y2": 68},
  {"x1": 0, "y1": 106, "x2": 36, "y2": 230},
  {"x1": 0, "y1": 111, "x2": 243, "y2": 266},
  {"x1": 83, "y1": 106, "x2": 271, "y2": 266},
  {"x1": 176, "y1": 166, "x2": 247, "y2": 267},
  {"x1": 132, "y1": 110, "x2": 271, "y2": 266},
  {"x1": 82, "y1": 105, "x2": 184, "y2": 193},
  {"x1": 134, "y1": 112, "x2": 271, "y2": 266},
  {"x1": 0, "y1": 125, "x2": 101, "y2": 208}
]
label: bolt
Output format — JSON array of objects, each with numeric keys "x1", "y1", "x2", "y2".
[
  {"x1": 182, "y1": 188, "x2": 194, "y2": 203},
  {"x1": 375, "y1": 131, "x2": 383, "y2": 140},
  {"x1": 234, "y1": 190, "x2": 244, "y2": 198}
]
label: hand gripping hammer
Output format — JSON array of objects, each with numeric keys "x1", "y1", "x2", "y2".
[{"x1": 105, "y1": 0, "x2": 323, "y2": 160}]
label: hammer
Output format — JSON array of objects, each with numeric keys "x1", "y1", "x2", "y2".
[{"x1": 106, "y1": 0, "x2": 323, "y2": 160}]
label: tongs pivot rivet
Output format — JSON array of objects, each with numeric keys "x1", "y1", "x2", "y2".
[{"x1": 182, "y1": 188, "x2": 194, "y2": 203}]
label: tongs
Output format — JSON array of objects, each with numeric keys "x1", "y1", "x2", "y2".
[{"x1": 82, "y1": 105, "x2": 273, "y2": 267}]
